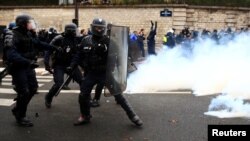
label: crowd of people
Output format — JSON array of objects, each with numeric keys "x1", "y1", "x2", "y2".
[
  {"x1": 163, "y1": 26, "x2": 249, "y2": 49},
  {"x1": 36, "y1": 27, "x2": 92, "y2": 43},
  {"x1": 128, "y1": 23, "x2": 250, "y2": 61},
  {"x1": 129, "y1": 21, "x2": 158, "y2": 61}
]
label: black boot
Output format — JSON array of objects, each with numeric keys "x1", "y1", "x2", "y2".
[
  {"x1": 16, "y1": 117, "x2": 33, "y2": 127},
  {"x1": 76, "y1": 93, "x2": 92, "y2": 126},
  {"x1": 45, "y1": 85, "x2": 60, "y2": 108},
  {"x1": 74, "y1": 115, "x2": 91, "y2": 126},
  {"x1": 11, "y1": 107, "x2": 19, "y2": 120},
  {"x1": 45, "y1": 94, "x2": 52, "y2": 109},
  {"x1": 115, "y1": 94, "x2": 143, "y2": 126},
  {"x1": 91, "y1": 99, "x2": 100, "y2": 107},
  {"x1": 62, "y1": 85, "x2": 71, "y2": 90},
  {"x1": 115, "y1": 98, "x2": 120, "y2": 105},
  {"x1": 129, "y1": 115, "x2": 143, "y2": 127},
  {"x1": 12, "y1": 100, "x2": 27, "y2": 121}
]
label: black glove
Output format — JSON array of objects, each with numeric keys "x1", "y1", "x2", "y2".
[
  {"x1": 66, "y1": 66, "x2": 73, "y2": 74},
  {"x1": 96, "y1": 44, "x2": 108, "y2": 54},
  {"x1": 30, "y1": 60, "x2": 39, "y2": 69},
  {"x1": 45, "y1": 64, "x2": 53, "y2": 74},
  {"x1": 151, "y1": 20, "x2": 154, "y2": 26}
]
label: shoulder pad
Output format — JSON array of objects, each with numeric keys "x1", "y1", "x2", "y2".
[
  {"x1": 50, "y1": 34, "x2": 64, "y2": 45},
  {"x1": 81, "y1": 35, "x2": 92, "y2": 45},
  {"x1": 83, "y1": 35, "x2": 92, "y2": 41},
  {"x1": 5, "y1": 30, "x2": 14, "y2": 37},
  {"x1": 53, "y1": 34, "x2": 64, "y2": 40},
  {"x1": 4, "y1": 30, "x2": 14, "y2": 48}
]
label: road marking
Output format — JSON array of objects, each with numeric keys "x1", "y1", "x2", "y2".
[
  {"x1": 0, "y1": 98, "x2": 15, "y2": 106},
  {"x1": 1, "y1": 82, "x2": 43, "y2": 87},
  {"x1": 0, "y1": 88, "x2": 192, "y2": 95},
  {"x1": 0, "y1": 88, "x2": 16, "y2": 94},
  {"x1": 5, "y1": 75, "x2": 53, "y2": 79},
  {"x1": 35, "y1": 68, "x2": 50, "y2": 75},
  {"x1": 126, "y1": 91, "x2": 192, "y2": 95},
  {"x1": 0, "y1": 88, "x2": 80, "y2": 94},
  {"x1": 2, "y1": 78, "x2": 52, "y2": 82},
  {"x1": 37, "y1": 90, "x2": 81, "y2": 93},
  {"x1": 37, "y1": 58, "x2": 44, "y2": 62},
  {"x1": 0, "y1": 67, "x2": 50, "y2": 75}
]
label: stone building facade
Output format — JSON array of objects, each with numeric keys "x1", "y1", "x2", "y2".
[{"x1": 0, "y1": 5, "x2": 249, "y2": 43}]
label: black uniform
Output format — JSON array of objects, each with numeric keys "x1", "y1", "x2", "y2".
[
  {"x1": 147, "y1": 21, "x2": 157, "y2": 55},
  {"x1": 0, "y1": 23, "x2": 16, "y2": 83},
  {"x1": 137, "y1": 33, "x2": 145, "y2": 57},
  {"x1": 70, "y1": 18, "x2": 143, "y2": 126},
  {"x1": 90, "y1": 23, "x2": 112, "y2": 107},
  {"x1": 5, "y1": 15, "x2": 58, "y2": 127},
  {"x1": 44, "y1": 24, "x2": 82, "y2": 108}
]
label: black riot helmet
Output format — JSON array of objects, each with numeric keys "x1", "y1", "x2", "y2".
[
  {"x1": 91, "y1": 18, "x2": 107, "y2": 37},
  {"x1": 8, "y1": 22, "x2": 16, "y2": 30},
  {"x1": 48, "y1": 27, "x2": 57, "y2": 34},
  {"x1": 64, "y1": 23, "x2": 77, "y2": 37},
  {"x1": 15, "y1": 14, "x2": 32, "y2": 28}
]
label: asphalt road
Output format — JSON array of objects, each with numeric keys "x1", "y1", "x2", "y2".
[{"x1": 0, "y1": 58, "x2": 250, "y2": 141}]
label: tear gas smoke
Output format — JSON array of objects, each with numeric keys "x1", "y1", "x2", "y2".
[{"x1": 126, "y1": 32, "x2": 250, "y2": 118}]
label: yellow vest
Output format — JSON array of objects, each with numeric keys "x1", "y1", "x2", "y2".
[{"x1": 163, "y1": 36, "x2": 167, "y2": 43}]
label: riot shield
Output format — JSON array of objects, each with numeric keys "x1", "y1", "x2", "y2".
[{"x1": 105, "y1": 25, "x2": 129, "y2": 96}]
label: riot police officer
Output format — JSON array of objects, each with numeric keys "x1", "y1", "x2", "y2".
[
  {"x1": 69, "y1": 18, "x2": 143, "y2": 126},
  {"x1": 46, "y1": 27, "x2": 58, "y2": 43},
  {"x1": 4, "y1": 14, "x2": 60, "y2": 127},
  {"x1": 0, "y1": 22, "x2": 16, "y2": 84},
  {"x1": 44, "y1": 23, "x2": 82, "y2": 108}
]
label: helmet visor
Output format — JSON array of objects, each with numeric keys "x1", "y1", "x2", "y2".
[{"x1": 28, "y1": 19, "x2": 37, "y2": 30}]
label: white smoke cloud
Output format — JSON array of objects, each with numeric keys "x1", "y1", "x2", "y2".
[
  {"x1": 205, "y1": 95, "x2": 250, "y2": 118},
  {"x1": 126, "y1": 32, "x2": 250, "y2": 118}
]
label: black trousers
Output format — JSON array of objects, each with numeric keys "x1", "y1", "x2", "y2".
[
  {"x1": 79, "y1": 73, "x2": 136, "y2": 119},
  {"x1": 46, "y1": 65, "x2": 82, "y2": 102},
  {"x1": 93, "y1": 82, "x2": 105, "y2": 100},
  {"x1": 147, "y1": 40, "x2": 157, "y2": 55},
  {"x1": 11, "y1": 68, "x2": 38, "y2": 119}
]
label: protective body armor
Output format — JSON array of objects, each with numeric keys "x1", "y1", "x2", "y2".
[{"x1": 79, "y1": 35, "x2": 109, "y2": 73}]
